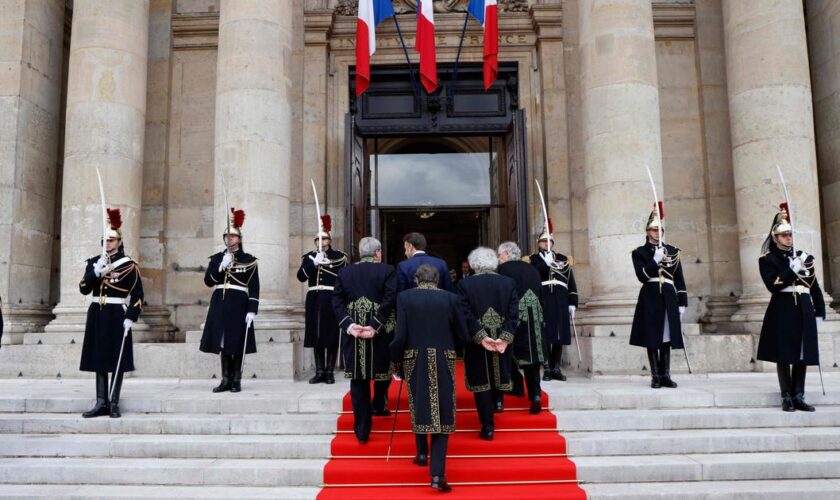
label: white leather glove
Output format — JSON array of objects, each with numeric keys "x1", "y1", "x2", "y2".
[
  {"x1": 245, "y1": 312, "x2": 256, "y2": 328},
  {"x1": 541, "y1": 251, "x2": 555, "y2": 267},
  {"x1": 219, "y1": 252, "x2": 234, "y2": 272},
  {"x1": 123, "y1": 319, "x2": 134, "y2": 331},
  {"x1": 816, "y1": 317, "x2": 824, "y2": 328},
  {"x1": 679, "y1": 306, "x2": 686, "y2": 319},
  {"x1": 789, "y1": 257, "x2": 803, "y2": 273},
  {"x1": 653, "y1": 246, "x2": 666, "y2": 264},
  {"x1": 93, "y1": 256, "x2": 109, "y2": 277},
  {"x1": 568, "y1": 305, "x2": 576, "y2": 319}
]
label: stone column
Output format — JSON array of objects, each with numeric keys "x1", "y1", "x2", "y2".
[
  {"x1": 579, "y1": 0, "x2": 664, "y2": 324},
  {"x1": 807, "y1": 0, "x2": 840, "y2": 310},
  {"x1": 214, "y1": 0, "x2": 302, "y2": 371},
  {"x1": 0, "y1": 0, "x2": 65, "y2": 343},
  {"x1": 42, "y1": 0, "x2": 150, "y2": 343},
  {"x1": 723, "y1": 1, "x2": 833, "y2": 328}
]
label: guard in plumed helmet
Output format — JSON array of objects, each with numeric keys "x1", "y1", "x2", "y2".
[
  {"x1": 200, "y1": 208, "x2": 260, "y2": 393},
  {"x1": 758, "y1": 204, "x2": 826, "y2": 412},
  {"x1": 527, "y1": 219, "x2": 578, "y2": 382},
  {"x1": 79, "y1": 208, "x2": 144, "y2": 419},
  {"x1": 630, "y1": 202, "x2": 688, "y2": 389},
  {"x1": 297, "y1": 215, "x2": 349, "y2": 384}
]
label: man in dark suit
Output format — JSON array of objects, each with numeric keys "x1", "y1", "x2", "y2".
[{"x1": 397, "y1": 232, "x2": 453, "y2": 292}]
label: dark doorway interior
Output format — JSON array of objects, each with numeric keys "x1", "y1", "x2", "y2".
[{"x1": 381, "y1": 209, "x2": 486, "y2": 275}]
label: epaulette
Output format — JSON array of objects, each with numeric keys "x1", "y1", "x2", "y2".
[
  {"x1": 522, "y1": 256, "x2": 531, "y2": 264},
  {"x1": 568, "y1": 255, "x2": 574, "y2": 266}
]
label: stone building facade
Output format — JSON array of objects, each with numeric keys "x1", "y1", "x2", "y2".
[{"x1": 1, "y1": 0, "x2": 839, "y2": 377}]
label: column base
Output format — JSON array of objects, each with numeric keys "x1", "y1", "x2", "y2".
[
  {"x1": 700, "y1": 295, "x2": 740, "y2": 333},
  {"x1": 0, "y1": 304, "x2": 54, "y2": 346},
  {"x1": 33, "y1": 303, "x2": 177, "y2": 345}
]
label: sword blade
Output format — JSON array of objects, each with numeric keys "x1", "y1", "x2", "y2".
[
  {"x1": 534, "y1": 179, "x2": 551, "y2": 254},
  {"x1": 220, "y1": 171, "x2": 232, "y2": 252},
  {"x1": 571, "y1": 315, "x2": 582, "y2": 363},
  {"x1": 95, "y1": 167, "x2": 108, "y2": 258},
  {"x1": 775, "y1": 164, "x2": 796, "y2": 255},
  {"x1": 311, "y1": 179, "x2": 323, "y2": 252},
  {"x1": 644, "y1": 164, "x2": 663, "y2": 248}
]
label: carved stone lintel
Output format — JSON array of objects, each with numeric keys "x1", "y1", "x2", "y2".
[{"x1": 501, "y1": 0, "x2": 530, "y2": 12}]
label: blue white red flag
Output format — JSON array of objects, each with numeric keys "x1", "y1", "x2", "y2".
[
  {"x1": 356, "y1": 0, "x2": 395, "y2": 96},
  {"x1": 415, "y1": 0, "x2": 438, "y2": 93},
  {"x1": 467, "y1": 0, "x2": 499, "y2": 90}
]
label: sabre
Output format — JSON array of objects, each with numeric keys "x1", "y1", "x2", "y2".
[
  {"x1": 220, "y1": 171, "x2": 233, "y2": 254},
  {"x1": 386, "y1": 377, "x2": 404, "y2": 462},
  {"x1": 681, "y1": 331, "x2": 693, "y2": 374},
  {"x1": 644, "y1": 165, "x2": 664, "y2": 248},
  {"x1": 311, "y1": 179, "x2": 323, "y2": 254},
  {"x1": 110, "y1": 325, "x2": 130, "y2": 397},
  {"x1": 240, "y1": 315, "x2": 252, "y2": 376},
  {"x1": 94, "y1": 167, "x2": 108, "y2": 259},
  {"x1": 570, "y1": 315, "x2": 582, "y2": 364},
  {"x1": 775, "y1": 165, "x2": 825, "y2": 395},
  {"x1": 534, "y1": 179, "x2": 552, "y2": 255}
]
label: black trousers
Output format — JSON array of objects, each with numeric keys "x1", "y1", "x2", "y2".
[
  {"x1": 415, "y1": 433, "x2": 450, "y2": 477},
  {"x1": 521, "y1": 363, "x2": 541, "y2": 401},
  {"x1": 350, "y1": 379, "x2": 392, "y2": 440},
  {"x1": 473, "y1": 391, "x2": 494, "y2": 431},
  {"x1": 373, "y1": 378, "x2": 390, "y2": 412}
]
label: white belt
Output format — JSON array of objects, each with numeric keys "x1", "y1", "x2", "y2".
[
  {"x1": 308, "y1": 285, "x2": 334, "y2": 292},
  {"x1": 780, "y1": 285, "x2": 810, "y2": 294},
  {"x1": 648, "y1": 278, "x2": 675, "y2": 286},
  {"x1": 541, "y1": 280, "x2": 568, "y2": 288},
  {"x1": 214, "y1": 284, "x2": 248, "y2": 293},
  {"x1": 93, "y1": 297, "x2": 125, "y2": 305}
]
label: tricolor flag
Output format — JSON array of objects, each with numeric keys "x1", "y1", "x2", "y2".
[
  {"x1": 415, "y1": 0, "x2": 438, "y2": 93},
  {"x1": 356, "y1": 0, "x2": 395, "y2": 96},
  {"x1": 467, "y1": 0, "x2": 499, "y2": 90}
]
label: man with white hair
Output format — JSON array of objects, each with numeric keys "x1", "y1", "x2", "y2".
[
  {"x1": 457, "y1": 247, "x2": 519, "y2": 440},
  {"x1": 332, "y1": 237, "x2": 397, "y2": 443},
  {"x1": 498, "y1": 241, "x2": 546, "y2": 414}
]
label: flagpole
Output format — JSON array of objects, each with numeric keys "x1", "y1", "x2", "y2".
[
  {"x1": 447, "y1": 10, "x2": 471, "y2": 101},
  {"x1": 391, "y1": 15, "x2": 421, "y2": 99}
]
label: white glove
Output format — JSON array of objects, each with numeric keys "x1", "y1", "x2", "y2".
[
  {"x1": 816, "y1": 317, "x2": 824, "y2": 328},
  {"x1": 653, "y1": 246, "x2": 666, "y2": 264},
  {"x1": 541, "y1": 251, "x2": 555, "y2": 266},
  {"x1": 219, "y1": 252, "x2": 234, "y2": 272},
  {"x1": 245, "y1": 312, "x2": 256, "y2": 328},
  {"x1": 123, "y1": 319, "x2": 134, "y2": 331},
  {"x1": 679, "y1": 306, "x2": 686, "y2": 319},
  {"x1": 789, "y1": 257, "x2": 803, "y2": 273},
  {"x1": 93, "y1": 256, "x2": 109, "y2": 277},
  {"x1": 568, "y1": 305, "x2": 576, "y2": 319}
]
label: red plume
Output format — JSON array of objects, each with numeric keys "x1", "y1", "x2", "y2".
[
  {"x1": 106, "y1": 208, "x2": 122, "y2": 230},
  {"x1": 779, "y1": 203, "x2": 790, "y2": 222},
  {"x1": 658, "y1": 201, "x2": 665, "y2": 220},
  {"x1": 547, "y1": 218, "x2": 553, "y2": 234},
  {"x1": 231, "y1": 208, "x2": 245, "y2": 229},
  {"x1": 321, "y1": 215, "x2": 332, "y2": 232}
]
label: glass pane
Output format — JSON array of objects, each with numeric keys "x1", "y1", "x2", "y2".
[{"x1": 375, "y1": 151, "x2": 491, "y2": 207}]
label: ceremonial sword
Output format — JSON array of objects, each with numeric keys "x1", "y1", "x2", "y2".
[
  {"x1": 776, "y1": 165, "x2": 825, "y2": 396},
  {"x1": 311, "y1": 179, "x2": 323, "y2": 255},
  {"x1": 535, "y1": 179, "x2": 581, "y2": 363}
]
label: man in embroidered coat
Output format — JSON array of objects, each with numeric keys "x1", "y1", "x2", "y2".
[
  {"x1": 630, "y1": 205, "x2": 687, "y2": 389},
  {"x1": 200, "y1": 208, "x2": 259, "y2": 393},
  {"x1": 332, "y1": 237, "x2": 397, "y2": 443},
  {"x1": 528, "y1": 223, "x2": 578, "y2": 382},
  {"x1": 297, "y1": 215, "x2": 348, "y2": 384},
  {"x1": 498, "y1": 241, "x2": 545, "y2": 414},
  {"x1": 456, "y1": 247, "x2": 520, "y2": 440},
  {"x1": 79, "y1": 208, "x2": 144, "y2": 419},
  {"x1": 758, "y1": 204, "x2": 826, "y2": 412},
  {"x1": 390, "y1": 264, "x2": 471, "y2": 492}
]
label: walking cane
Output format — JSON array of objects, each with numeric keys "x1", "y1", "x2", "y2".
[
  {"x1": 110, "y1": 325, "x2": 130, "y2": 396},
  {"x1": 386, "y1": 377, "x2": 404, "y2": 462}
]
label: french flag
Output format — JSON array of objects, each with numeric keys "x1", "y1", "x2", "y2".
[
  {"x1": 415, "y1": 0, "x2": 437, "y2": 93},
  {"x1": 468, "y1": 0, "x2": 499, "y2": 90},
  {"x1": 356, "y1": 0, "x2": 395, "y2": 96}
]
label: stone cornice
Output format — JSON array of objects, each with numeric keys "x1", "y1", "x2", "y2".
[
  {"x1": 653, "y1": 3, "x2": 696, "y2": 40},
  {"x1": 172, "y1": 12, "x2": 219, "y2": 49}
]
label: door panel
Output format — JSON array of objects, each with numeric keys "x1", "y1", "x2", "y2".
[
  {"x1": 505, "y1": 109, "x2": 529, "y2": 250},
  {"x1": 344, "y1": 114, "x2": 367, "y2": 259}
]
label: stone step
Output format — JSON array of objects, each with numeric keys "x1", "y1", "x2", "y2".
[
  {"x1": 0, "y1": 485, "x2": 320, "y2": 499},
  {"x1": 574, "y1": 451, "x2": 840, "y2": 483},
  {"x1": 0, "y1": 413, "x2": 339, "y2": 435},
  {"x1": 582, "y1": 479, "x2": 840, "y2": 500},
  {"x1": 184, "y1": 330, "x2": 293, "y2": 343},
  {"x1": 0, "y1": 434, "x2": 333, "y2": 459},
  {"x1": 565, "y1": 427, "x2": 840, "y2": 456},
  {"x1": 553, "y1": 406, "x2": 840, "y2": 431},
  {"x1": 0, "y1": 458, "x2": 326, "y2": 487}
]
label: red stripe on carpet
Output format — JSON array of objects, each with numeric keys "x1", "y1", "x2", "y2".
[{"x1": 318, "y1": 361, "x2": 586, "y2": 499}]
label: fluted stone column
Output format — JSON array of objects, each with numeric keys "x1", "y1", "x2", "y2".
[
  {"x1": 214, "y1": 0, "x2": 302, "y2": 355},
  {"x1": 579, "y1": 0, "x2": 664, "y2": 324},
  {"x1": 41, "y1": 0, "x2": 150, "y2": 343},
  {"x1": 724, "y1": 1, "x2": 833, "y2": 329},
  {"x1": 0, "y1": 0, "x2": 65, "y2": 343}
]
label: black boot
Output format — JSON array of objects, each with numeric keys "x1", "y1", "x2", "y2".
[
  {"x1": 109, "y1": 371, "x2": 124, "y2": 418},
  {"x1": 431, "y1": 476, "x2": 452, "y2": 493},
  {"x1": 777, "y1": 364, "x2": 795, "y2": 412},
  {"x1": 82, "y1": 372, "x2": 110, "y2": 418},
  {"x1": 230, "y1": 355, "x2": 242, "y2": 392},
  {"x1": 551, "y1": 344, "x2": 566, "y2": 381},
  {"x1": 309, "y1": 349, "x2": 325, "y2": 384},
  {"x1": 212, "y1": 354, "x2": 232, "y2": 393},
  {"x1": 324, "y1": 348, "x2": 337, "y2": 384},
  {"x1": 647, "y1": 349, "x2": 661, "y2": 388},
  {"x1": 659, "y1": 344, "x2": 678, "y2": 388},
  {"x1": 542, "y1": 361, "x2": 551, "y2": 381},
  {"x1": 792, "y1": 364, "x2": 815, "y2": 412}
]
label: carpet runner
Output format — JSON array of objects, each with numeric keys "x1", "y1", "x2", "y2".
[{"x1": 318, "y1": 362, "x2": 586, "y2": 499}]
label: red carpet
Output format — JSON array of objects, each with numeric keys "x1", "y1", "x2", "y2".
[{"x1": 318, "y1": 362, "x2": 586, "y2": 499}]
